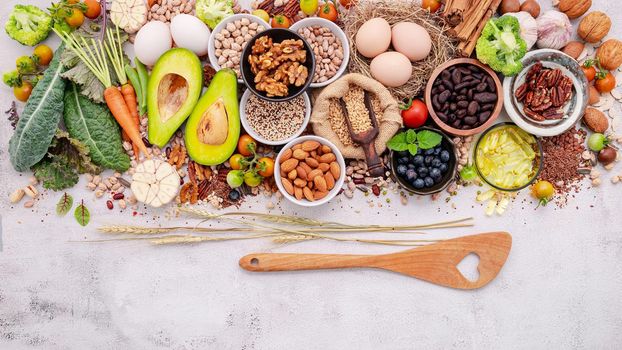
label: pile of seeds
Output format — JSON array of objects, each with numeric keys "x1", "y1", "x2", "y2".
[
  {"x1": 539, "y1": 127, "x2": 587, "y2": 205},
  {"x1": 327, "y1": 86, "x2": 381, "y2": 146},
  {"x1": 147, "y1": 0, "x2": 195, "y2": 22},
  {"x1": 245, "y1": 93, "x2": 306, "y2": 141},
  {"x1": 297, "y1": 25, "x2": 344, "y2": 84}
]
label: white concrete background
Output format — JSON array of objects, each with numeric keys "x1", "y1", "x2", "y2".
[{"x1": 1, "y1": 1, "x2": 621, "y2": 349}]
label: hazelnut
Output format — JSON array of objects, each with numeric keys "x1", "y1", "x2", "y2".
[{"x1": 582, "y1": 107, "x2": 609, "y2": 133}]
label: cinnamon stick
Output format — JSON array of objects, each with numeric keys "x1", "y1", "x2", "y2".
[
  {"x1": 443, "y1": 0, "x2": 471, "y2": 28},
  {"x1": 459, "y1": 0, "x2": 502, "y2": 56},
  {"x1": 454, "y1": 0, "x2": 493, "y2": 41}
]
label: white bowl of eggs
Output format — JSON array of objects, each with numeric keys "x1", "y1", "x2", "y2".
[{"x1": 355, "y1": 18, "x2": 432, "y2": 88}]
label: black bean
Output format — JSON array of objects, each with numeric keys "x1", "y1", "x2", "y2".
[
  {"x1": 442, "y1": 79, "x2": 454, "y2": 90},
  {"x1": 456, "y1": 95, "x2": 467, "y2": 101},
  {"x1": 456, "y1": 109, "x2": 467, "y2": 117},
  {"x1": 433, "y1": 95, "x2": 441, "y2": 110},
  {"x1": 462, "y1": 75, "x2": 474, "y2": 81},
  {"x1": 449, "y1": 103, "x2": 457, "y2": 111},
  {"x1": 438, "y1": 90, "x2": 451, "y2": 103},
  {"x1": 458, "y1": 67, "x2": 471, "y2": 75},
  {"x1": 451, "y1": 69, "x2": 461, "y2": 85},
  {"x1": 476, "y1": 82, "x2": 487, "y2": 92},
  {"x1": 432, "y1": 87, "x2": 439, "y2": 95},
  {"x1": 452, "y1": 119, "x2": 462, "y2": 128},
  {"x1": 467, "y1": 101, "x2": 479, "y2": 115},
  {"x1": 473, "y1": 92, "x2": 497, "y2": 103},
  {"x1": 457, "y1": 100, "x2": 469, "y2": 108},
  {"x1": 448, "y1": 114, "x2": 456, "y2": 122},
  {"x1": 438, "y1": 85, "x2": 445, "y2": 92},
  {"x1": 481, "y1": 103, "x2": 494, "y2": 111},
  {"x1": 441, "y1": 70, "x2": 451, "y2": 80},
  {"x1": 467, "y1": 89, "x2": 474, "y2": 100},
  {"x1": 437, "y1": 112, "x2": 448, "y2": 122},
  {"x1": 485, "y1": 76, "x2": 496, "y2": 93},
  {"x1": 473, "y1": 72, "x2": 483, "y2": 80},
  {"x1": 454, "y1": 81, "x2": 470, "y2": 90},
  {"x1": 464, "y1": 116, "x2": 477, "y2": 125},
  {"x1": 442, "y1": 102, "x2": 449, "y2": 110},
  {"x1": 459, "y1": 88, "x2": 467, "y2": 95},
  {"x1": 467, "y1": 65, "x2": 479, "y2": 72},
  {"x1": 479, "y1": 111, "x2": 491, "y2": 122}
]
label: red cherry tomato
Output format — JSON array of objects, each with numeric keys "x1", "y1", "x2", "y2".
[
  {"x1": 400, "y1": 98, "x2": 428, "y2": 128},
  {"x1": 318, "y1": 2, "x2": 338, "y2": 22},
  {"x1": 422, "y1": 0, "x2": 442, "y2": 12}
]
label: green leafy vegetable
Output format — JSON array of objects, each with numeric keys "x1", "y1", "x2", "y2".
[
  {"x1": 59, "y1": 22, "x2": 127, "y2": 103},
  {"x1": 74, "y1": 200, "x2": 90, "y2": 226},
  {"x1": 56, "y1": 192, "x2": 74, "y2": 216},
  {"x1": 63, "y1": 83, "x2": 130, "y2": 171},
  {"x1": 32, "y1": 130, "x2": 100, "y2": 191},
  {"x1": 9, "y1": 45, "x2": 66, "y2": 172},
  {"x1": 475, "y1": 16, "x2": 527, "y2": 76},
  {"x1": 196, "y1": 0, "x2": 234, "y2": 29},
  {"x1": 459, "y1": 164, "x2": 477, "y2": 181},
  {"x1": 3, "y1": 70, "x2": 22, "y2": 88},
  {"x1": 4, "y1": 4, "x2": 53, "y2": 46},
  {"x1": 387, "y1": 129, "x2": 443, "y2": 156}
]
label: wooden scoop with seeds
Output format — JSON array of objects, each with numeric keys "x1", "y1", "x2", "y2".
[{"x1": 338, "y1": 91, "x2": 384, "y2": 177}]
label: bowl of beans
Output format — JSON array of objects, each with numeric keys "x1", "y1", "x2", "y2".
[
  {"x1": 240, "y1": 89, "x2": 311, "y2": 145},
  {"x1": 275, "y1": 136, "x2": 345, "y2": 207},
  {"x1": 290, "y1": 17, "x2": 349, "y2": 88},
  {"x1": 425, "y1": 58, "x2": 503, "y2": 136}
]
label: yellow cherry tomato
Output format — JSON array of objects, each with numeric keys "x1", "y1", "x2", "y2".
[
  {"x1": 229, "y1": 154, "x2": 245, "y2": 170},
  {"x1": 66, "y1": 8, "x2": 85, "y2": 28},
  {"x1": 14, "y1": 82, "x2": 33, "y2": 102},
  {"x1": 257, "y1": 157, "x2": 275, "y2": 177},
  {"x1": 237, "y1": 134, "x2": 257, "y2": 156},
  {"x1": 33, "y1": 45, "x2": 53, "y2": 66}
]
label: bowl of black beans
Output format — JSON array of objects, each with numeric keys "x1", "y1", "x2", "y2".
[
  {"x1": 425, "y1": 58, "x2": 503, "y2": 136},
  {"x1": 389, "y1": 127, "x2": 457, "y2": 195}
]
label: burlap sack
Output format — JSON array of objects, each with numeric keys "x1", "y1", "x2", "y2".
[{"x1": 310, "y1": 73, "x2": 402, "y2": 159}]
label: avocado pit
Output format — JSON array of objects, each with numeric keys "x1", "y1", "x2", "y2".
[
  {"x1": 197, "y1": 98, "x2": 229, "y2": 145},
  {"x1": 158, "y1": 73, "x2": 189, "y2": 123}
]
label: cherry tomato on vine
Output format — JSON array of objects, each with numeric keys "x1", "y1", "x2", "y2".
[
  {"x1": 66, "y1": 8, "x2": 85, "y2": 28},
  {"x1": 531, "y1": 180, "x2": 555, "y2": 207},
  {"x1": 422, "y1": 0, "x2": 442, "y2": 12},
  {"x1": 257, "y1": 157, "x2": 275, "y2": 177},
  {"x1": 339, "y1": 0, "x2": 356, "y2": 9},
  {"x1": 595, "y1": 72, "x2": 616, "y2": 93},
  {"x1": 229, "y1": 154, "x2": 245, "y2": 170},
  {"x1": 300, "y1": 0, "x2": 319, "y2": 16},
  {"x1": 244, "y1": 171, "x2": 263, "y2": 187},
  {"x1": 252, "y1": 9, "x2": 270, "y2": 22},
  {"x1": 14, "y1": 82, "x2": 33, "y2": 102},
  {"x1": 33, "y1": 45, "x2": 53, "y2": 66},
  {"x1": 271, "y1": 15, "x2": 291, "y2": 28},
  {"x1": 237, "y1": 134, "x2": 257, "y2": 156},
  {"x1": 581, "y1": 63, "x2": 596, "y2": 82},
  {"x1": 318, "y1": 2, "x2": 338, "y2": 22},
  {"x1": 587, "y1": 133, "x2": 608, "y2": 152},
  {"x1": 84, "y1": 0, "x2": 102, "y2": 19},
  {"x1": 400, "y1": 98, "x2": 428, "y2": 128},
  {"x1": 226, "y1": 170, "x2": 245, "y2": 188}
]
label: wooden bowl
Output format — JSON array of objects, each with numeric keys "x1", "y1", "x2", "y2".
[{"x1": 424, "y1": 58, "x2": 503, "y2": 136}]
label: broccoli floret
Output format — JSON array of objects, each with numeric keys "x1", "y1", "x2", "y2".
[
  {"x1": 476, "y1": 16, "x2": 527, "y2": 77},
  {"x1": 5, "y1": 5, "x2": 53, "y2": 46},
  {"x1": 196, "y1": 0, "x2": 234, "y2": 29},
  {"x1": 3, "y1": 70, "x2": 22, "y2": 88}
]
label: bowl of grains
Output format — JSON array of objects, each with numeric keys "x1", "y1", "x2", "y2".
[
  {"x1": 207, "y1": 14, "x2": 271, "y2": 82},
  {"x1": 290, "y1": 17, "x2": 350, "y2": 88},
  {"x1": 275, "y1": 135, "x2": 346, "y2": 207},
  {"x1": 240, "y1": 89, "x2": 311, "y2": 145}
]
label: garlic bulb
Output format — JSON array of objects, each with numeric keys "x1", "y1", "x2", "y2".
[
  {"x1": 536, "y1": 10, "x2": 572, "y2": 50},
  {"x1": 504, "y1": 12, "x2": 538, "y2": 50}
]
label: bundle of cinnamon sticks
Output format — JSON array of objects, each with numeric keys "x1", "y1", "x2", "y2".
[{"x1": 442, "y1": 0, "x2": 502, "y2": 56}]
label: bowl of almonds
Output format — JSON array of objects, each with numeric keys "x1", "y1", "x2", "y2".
[{"x1": 275, "y1": 136, "x2": 346, "y2": 206}]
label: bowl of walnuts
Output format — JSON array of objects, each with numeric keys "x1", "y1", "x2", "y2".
[{"x1": 241, "y1": 28, "x2": 315, "y2": 102}]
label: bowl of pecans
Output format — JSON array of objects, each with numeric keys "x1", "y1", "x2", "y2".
[
  {"x1": 503, "y1": 49, "x2": 589, "y2": 137},
  {"x1": 274, "y1": 136, "x2": 346, "y2": 207},
  {"x1": 240, "y1": 28, "x2": 316, "y2": 102}
]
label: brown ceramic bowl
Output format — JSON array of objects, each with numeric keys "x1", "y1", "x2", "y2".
[{"x1": 425, "y1": 58, "x2": 503, "y2": 136}]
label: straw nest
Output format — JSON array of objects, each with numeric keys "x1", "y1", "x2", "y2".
[{"x1": 343, "y1": 0, "x2": 457, "y2": 101}]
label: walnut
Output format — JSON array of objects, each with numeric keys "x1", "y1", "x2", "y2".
[
  {"x1": 558, "y1": 0, "x2": 591, "y2": 19},
  {"x1": 596, "y1": 39, "x2": 622, "y2": 70},
  {"x1": 179, "y1": 182, "x2": 199, "y2": 204},
  {"x1": 167, "y1": 143, "x2": 187, "y2": 170},
  {"x1": 252, "y1": 36, "x2": 273, "y2": 54},
  {"x1": 578, "y1": 12, "x2": 611, "y2": 43}
]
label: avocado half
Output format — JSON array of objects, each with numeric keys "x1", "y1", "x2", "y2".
[
  {"x1": 185, "y1": 69, "x2": 240, "y2": 166},
  {"x1": 147, "y1": 48, "x2": 203, "y2": 147}
]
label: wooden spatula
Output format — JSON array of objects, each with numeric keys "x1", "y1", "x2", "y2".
[
  {"x1": 239, "y1": 232, "x2": 512, "y2": 289},
  {"x1": 338, "y1": 91, "x2": 385, "y2": 177}
]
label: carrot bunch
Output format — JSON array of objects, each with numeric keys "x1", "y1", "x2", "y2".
[{"x1": 54, "y1": 27, "x2": 149, "y2": 158}]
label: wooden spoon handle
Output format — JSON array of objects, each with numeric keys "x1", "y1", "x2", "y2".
[
  {"x1": 362, "y1": 141, "x2": 385, "y2": 177},
  {"x1": 240, "y1": 253, "x2": 372, "y2": 272}
]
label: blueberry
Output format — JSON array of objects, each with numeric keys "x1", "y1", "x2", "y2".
[
  {"x1": 416, "y1": 147, "x2": 423, "y2": 155},
  {"x1": 397, "y1": 151, "x2": 409, "y2": 158},
  {"x1": 417, "y1": 166, "x2": 429, "y2": 177},
  {"x1": 431, "y1": 157, "x2": 442, "y2": 167},
  {"x1": 424, "y1": 176, "x2": 434, "y2": 187},
  {"x1": 228, "y1": 189, "x2": 240, "y2": 201},
  {"x1": 396, "y1": 164, "x2": 408, "y2": 176},
  {"x1": 439, "y1": 163, "x2": 448, "y2": 173},
  {"x1": 398, "y1": 156, "x2": 409, "y2": 165},
  {"x1": 407, "y1": 163, "x2": 416, "y2": 170},
  {"x1": 413, "y1": 155, "x2": 424, "y2": 166},
  {"x1": 430, "y1": 167, "x2": 441, "y2": 180},
  {"x1": 406, "y1": 169, "x2": 417, "y2": 181},
  {"x1": 434, "y1": 147, "x2": 442, "y2": 155},
  {"x1": 440, "y1": 150, "x2": 450, "y2": 162},
  {"x1": 424, "y1": 148, "x2": 435, "y2": 155},
  {"x1": 424, "y1": 155, "x2": 434, "y2": 165},
  {"x1": 413, "y1": 178, "x2": 425, "y2": 189}
]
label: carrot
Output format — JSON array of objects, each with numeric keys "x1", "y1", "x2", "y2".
[
  {"x1": 104, "y1": 86, "x2": 149, "y2": 156},
  {"x1": 121, "y1": 83, "x2": 141, "y2": 156}
]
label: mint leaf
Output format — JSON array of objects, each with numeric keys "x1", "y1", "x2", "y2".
[
  {"x1": 417, "y1": 130, "x2": 443, "y2": 149},
  {"x1": 74, "y1": 200, "x2": 90, "y2": 226},
  {"x1": 407, "y1": 144, "x2": 419, "y2": 156},
  {"x1": 56, "y1": 192, "x2": 73, "y2": 216},
  {"x1": 406, "y1": 129, "x2": 417, "y2": 144},
  {"x1": 386, "y1": 132, "x2": 408, "y2": 151}
]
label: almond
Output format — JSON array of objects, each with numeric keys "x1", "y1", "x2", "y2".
[
  {"x1": 9, "y1": 188, "x2": 25, "y2": 204},
  {"x1": 319, "y1": 153, "x2": 336, "y2": 163},
  {"x1": 314, "y1": 191, "x2": 328, "y2": 200},
  {"x1": 300, "y1": 162, "x2": 312, "y2": 175},
  {"x1": 301, "y1": 140, "x2": 320, "y2": 151},
  {"x1": 321, "y1": 145, "x2": 331, "y2": 154},
  {"x1": 287, "y1": 169, "x2": 297, "y2": 180},
  {"x1": 324, "y1": 172, "x2": 335, "y2": 190},
  {"x1": 293, "y1": 149, "x2": 308, "y2": 160},
  {"x1": 292, "y1": 143, "x2": 302, "y2": 150},
  {"x1": 314, "y1": 176, "x2": 327, "y2": 192},
  {"x1": 305, "y1": 157, "x2": 319, "y2": 168},
  {"x1": 281, "y1": 158, "x2": 299, "y2": 173},
  {"x1": 294, "y1": 187, "x2": 303, "y2": 200},
  {"x1": 303, "y1": 187, "x2": 315, "y2": 201},
  {"x1": 318, "y1": 163, "x2": 330, "y2": 172},
  {"x1": 307, "y1": 169, "x2": 323, "y2": 181},
  {"x1": 294, "y1": 178, "x2": 308, "y2": 187},
  {"x1": 329, "y1": 162, "x2": 341, "y2": 179},
  {"x1": 296, "y1": 165, "x2": 307, "y2": 180},
  {"x1": 583, "y1": 107, "x2": 609, "y2": 133},
  {"x1": 24, "y1": 185, "x2": 38, "y2": 198},
  {"x1": 281, "y1": 177, "x2": 294, "y2": 195}
]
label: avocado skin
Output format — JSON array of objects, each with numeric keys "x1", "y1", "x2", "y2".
[
  {"x1": 147, "y1": 48, "x2": 203, "y2": 148},
  {"x1": 185, "y1": 69, "x2": 240, "y2": 166}
]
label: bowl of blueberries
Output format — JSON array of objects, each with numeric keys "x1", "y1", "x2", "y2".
[{"x1": 389, "y1": 127, "x2": 457, "y2": 195}]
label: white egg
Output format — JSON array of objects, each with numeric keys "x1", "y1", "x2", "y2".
[
  {"x1": 170, "y1": 14, "x2": 210, "y2": 56},
  {"x1": 370, "y1": 51, "x2": 412, "y2": 87},
  {"x1": 391, "y1": 22, "x2": 432, "y2": 62},
  {"x1": 134, "y1": 21, "x2": 173, "y2": 66},
  {"x1": 355, "y1": 18, "x2": 392, "y2": 58}
]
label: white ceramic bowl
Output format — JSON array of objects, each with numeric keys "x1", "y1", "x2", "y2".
[
  {"x1": 503, "y1": 49, "x2": 589, "y2": 137},
  {"x1": 207, "y1": 14, "x2": 271, "y2": 83},
  {"x1": 289, "y1": 17, "x2": 350, "y2": 88},
  {"x1": 239, "y1": 89, "x2": 311, "y2": 146},
  {"x1": 274, "y1": 136, "x2": 346, "y2": 207}
]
